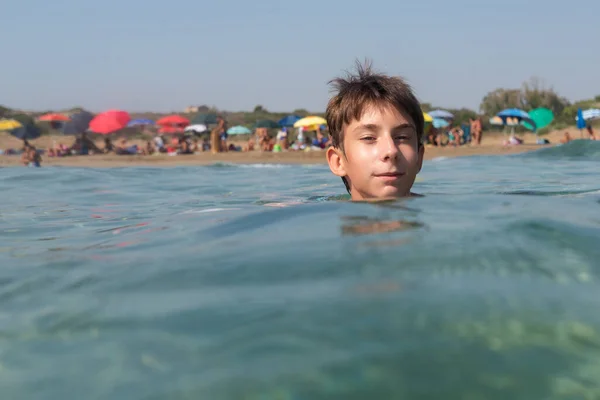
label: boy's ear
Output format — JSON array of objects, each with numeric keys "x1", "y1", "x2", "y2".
[
  {"x1": 326, "y1": 146, "x2": 347, "y2": 178},
  {"x1": 416, "y1": 143, "x2": 425, "y2": 173}
]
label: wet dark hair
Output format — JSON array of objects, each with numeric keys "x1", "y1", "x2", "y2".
[{"x1": 325, "y1": 59, "x2": 424, "y2": 193}]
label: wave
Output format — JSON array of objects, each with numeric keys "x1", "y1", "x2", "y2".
[
  {"x1": 520, "y1": 139, "x2": 600, "y2": 160},
  {"x1": 500, "y1": 188, "x2": 600, "y2": 197}
]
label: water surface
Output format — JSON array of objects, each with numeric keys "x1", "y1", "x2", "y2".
[{"x1": 1, "y1": 140, "x2": 599, "y2": 399}]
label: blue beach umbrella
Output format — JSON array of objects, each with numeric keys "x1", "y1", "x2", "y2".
[
  {"x1": 278, "y1": 115, "x2": 301, "y2": 127},
  {"x1": 428, "y1": 109, "x2": 454, "y2": 120},
  {"x1": 496, "y1": 108, "x2": 536, "y2": 132},
  {"x1": 576, "y1": 108, "x2": 586, "y2": 129},
  {"x1": 227, "y1": 125, "x2": 252, "y2": 135},
  {"x1": 432, "y1": 118, "x2": 449, "y2": 129},
  {"x1": 576, "y1": 108, "x2": 586, "y2": 138},
  {"x1": 127, "y1": 118, "x2": 155, "y2": 127},
  {"x1": 497, "y1": 108, "x2": 531, "y2": 120}
]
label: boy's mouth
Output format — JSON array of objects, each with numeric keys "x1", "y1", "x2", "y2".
[
  {"x1": 374, "y1": 172, "x2": 405, "y2": 182},
  {"x1": 374, "y1": 172, "x2": 405, "y2": 178}
]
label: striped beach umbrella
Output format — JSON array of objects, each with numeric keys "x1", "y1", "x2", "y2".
[{"x1": 576, "y1": 108, "x2": 600, "y2": 121}]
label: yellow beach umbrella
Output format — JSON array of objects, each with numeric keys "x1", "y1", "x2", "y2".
[
  {"x1": 304, "y1": 124, "x2": 324, "y2": 131},
  {"x1": 293, "y1": 116, "x2": 327, "y2": 128},
  {"x1": 423, "y1": 112, "x2": 433, "y2": 123},
  {"x1": 0, "y1": 119, "x2": 23, "y2": 131}
]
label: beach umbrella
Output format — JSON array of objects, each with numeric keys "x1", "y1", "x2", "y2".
[
  {"x1": 422, "y1": 113, "x2": 433, "y2": 134},
  {"x1": 191, "y1": 113, "x2": 218, "y2": 125},
  {"x1": 227, "y1": 125, "x2": 252, "y2": 135},
  {"x1": 254, "y1": 119, "x2": 279, "y2": 129},
  {"x1": 490, "y1": 116, "x2": 520, "y2": 126},
  {"x1": 496, "y1": 108, "x2": 536, "y2": 132},
  {"x1": 62, "y1": 111, "x2": 94, "y2": 135},
  {"x1": 576, "y1": 108, "x2": 600, "y2": 122},
  {"x1": 522, "y1": 108, "x2": 554, "y2": 131},
  {"x1": 127, "y1": 118, "x2": 155, "y2": 127},
  {"x1": 576, "y1": 108, "x2": 586, "y2": 128},
  {"x1": 576, "y1": 108, "x2": 586, "y2": 138},
  {"x1": 10, "y1": 124, "x2": 41, "y2": 141},
  {"x1": 428, "y1": 109, "x2": 454, "y2": 120},
  {"x1": 497, "y1": 108, "x2": 533, "y2": 122},
  {"x1": 278, "y1": 115, "x2": 301, "y2": 127},
  {"x1": 432, "y1": 118, "x2": 449, "y2": 129},
  {"x1": 0, "y1": 119, "x2": 23, "y2": 131},
  {"x1": 38, "y1": 113, "x2": 69, "y2": 122},
  {"x1": 157, "y1": 115, "x2": 189, "y2": 126},
  {"x1": 89, "y1": 110, "x2": 131, "y2": 134},
  {"x1": 184, "y1": 124, "x2": 208, "y2": 133},
  {"x1": 159, "y1": 126, "x2": 184, "y2": 134},
  {"x1": 293, "y1": 116, "x2": 327, "y2": 128},
  {"x1": 489, "y1": 116, "x2": 506, "y2": 126}
]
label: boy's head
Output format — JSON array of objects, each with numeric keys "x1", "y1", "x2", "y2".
[{"x1": 325, "y1": 60, "x2": 425, "y2": 200}]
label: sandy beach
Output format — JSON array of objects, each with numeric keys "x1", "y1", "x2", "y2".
[{"x1": 0, "y1": 129, "x2": 572, "y2": 167}]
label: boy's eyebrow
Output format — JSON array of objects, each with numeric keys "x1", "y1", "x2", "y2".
[
  {"x1": 352, "y1": 123, "x2": 415, "y2": 133},
  {"x1": 392, "y1": 123, "x2": 415, "y2": 130}
]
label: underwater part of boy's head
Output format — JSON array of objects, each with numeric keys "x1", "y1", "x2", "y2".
[{"x1": 325, "y1": 60, "x2": 425, "y2": 201}]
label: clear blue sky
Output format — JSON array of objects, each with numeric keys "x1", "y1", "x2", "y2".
[{"x1": 2, "y1": 0, "x2": 598, "y2": 113}]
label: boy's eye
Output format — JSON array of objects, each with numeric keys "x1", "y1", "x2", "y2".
[{"x1": 360, "y1": 136, "x2": 376, "y2": 142}]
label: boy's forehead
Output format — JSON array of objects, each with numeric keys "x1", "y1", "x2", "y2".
[{"x1": 344, "y1": 103, "x2": 415, "y2": 130}]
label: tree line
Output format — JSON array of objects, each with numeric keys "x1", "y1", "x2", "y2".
[{"x1": 1, "y1": 78, "x2": 598, "y2": 135}]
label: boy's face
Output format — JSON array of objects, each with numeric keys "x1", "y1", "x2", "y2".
[{"x1": 327, "y1": 104, "x2": 424, "y2": 200}]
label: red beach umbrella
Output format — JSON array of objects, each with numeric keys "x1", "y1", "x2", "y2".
[
  {"x1": 38, "y1": 113, "x2": 70, "y2": 122},
  {"x1": 158, "y1": 126, "x2": 184, "y2": 134},
  {"x1": 89, "y1": 110, "x2": 131, "y2": 134},
  {"x1": 156, "y1": 115, "x2": 190, "y2": 126}
]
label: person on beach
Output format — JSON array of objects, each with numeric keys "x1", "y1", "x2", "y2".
[
  {"x1": 71, "y1": 132, "x2": 100, "y2": 155},
  {"x1": 220, "y1": 120, "x2": 229, "y2": 152},
  {"x1": 21, "y1": 143, "x2": 41, "y2": 167},
  {"x1": 211, "y1": 116, "x2": 226, "y2": 154},
  {"x1": 586, "y1": 125, "x2": 597, "y2": 140},
  {"x1": 470, "y1": 116, "x2": 482, "y2": 145},
  {"x1": 325, "y1": 60, "x2": 425, "y2": 200},
  {"x1": 103, "y1": 138, "x2": 115, "y2": 153}
]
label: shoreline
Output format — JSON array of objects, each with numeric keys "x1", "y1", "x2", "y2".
[{"x1": 0, "y1": 145, "x2": 541, "y2": 168}]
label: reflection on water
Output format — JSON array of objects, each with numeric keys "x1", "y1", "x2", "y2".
[{"x1": 341, "y1": 216, "x2": 424, "y2": 236}]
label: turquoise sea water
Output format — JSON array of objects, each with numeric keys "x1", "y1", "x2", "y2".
[{"x1": 1, "y1": 140, "x2": 599, "y2": 399}]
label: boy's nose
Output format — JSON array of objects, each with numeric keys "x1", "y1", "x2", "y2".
[{"x1": 381, "y1": 134, "x2": 399, "y2": 160}]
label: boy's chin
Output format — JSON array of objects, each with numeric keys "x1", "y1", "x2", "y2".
[
  {"x1": 378, "y1": 185, "x2": 410, "y2": 199},
  {"x1": 352, "y1": 187, "x2": 410, "y2": 202}
]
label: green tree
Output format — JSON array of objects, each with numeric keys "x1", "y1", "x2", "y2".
[
  {"x1": 480, "y1": 78, "x2": 570, "y2": 117},
  {"x1": 292, "y1": 108, "x2": 309, "y2": 117},
  {"x1": 520, "y1": 77, "x2": 570, "y2": 116},
  {"x1": 479, "y1": 88, "x2": 523, "y2": 116},
  {"x1": 447, "y1": 108, "x2": 478, "y2": 125},
  {"x1": 11, "y1": 113, "x2": 35, "y2": 126},
  {"x1": 67, "y1": 106, "x2": 87, "y2": 113},
  {"x1": 0, "y1": 105, "x2": 10, "y2": 118}
]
